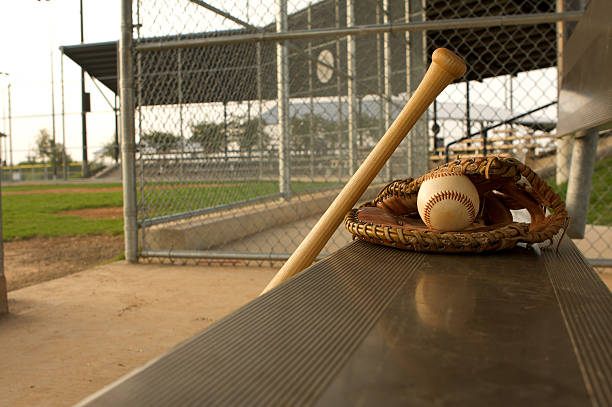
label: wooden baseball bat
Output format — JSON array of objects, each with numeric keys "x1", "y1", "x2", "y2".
[{"x1": 261, "y1": 48, "x2": 466, "y2": 295}]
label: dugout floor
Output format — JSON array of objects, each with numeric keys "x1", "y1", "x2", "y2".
[
  {"x1": 0, "y1": 261, "x2": 275, "y2": 407},
  {"x1": 0, "y1": 241, "x2": 609, "y2": 407}
]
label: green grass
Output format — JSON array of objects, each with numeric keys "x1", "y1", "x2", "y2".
[
  {"x1": 550, "y1": 155, "x2": 612, "y2": 226},
  {"x1": 3, "y1": 191, "x2": 124, "y2": 240},
  {"x1": 141, "y1": 180, "x2": 339, "y2": 218},
  {"x1": 2, "y1": 183, "x2": 122, "y2": 192},
  {"x1": 1, "y1": 180, "x2": 340, "y2": 241}
]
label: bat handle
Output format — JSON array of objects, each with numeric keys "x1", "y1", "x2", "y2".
[{"x1": 261, "y1": 48, "x2": 466, "y2": 295}]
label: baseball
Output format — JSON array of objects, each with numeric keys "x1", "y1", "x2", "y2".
[{"x1": 417, "y1": 174, "x2": 480, "y2": 232}]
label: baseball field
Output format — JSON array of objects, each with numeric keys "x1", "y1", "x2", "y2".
[
  {"x1": 1, "y1": 167, "x2": 611, "y2": 406},
  {"x1": 1, "y1": 179, "x2": 342, "y2": 291}
]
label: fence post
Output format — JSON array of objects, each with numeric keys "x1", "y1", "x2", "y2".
[
  {"x1": 334, "y1": 0, "x2": 343, "y2": 181},
  {"x1": 346, "y1": 0, "x2": 357, "y2": 176},
  {"x1": 120, "y1": 0, "x2": 138, "y2": 262},
  {"x1": 383, "y1": 0, "x2": 393, "y2": 181},
  {"x1": 555, "y1": 0, "x2": 572, "y2": 186},
  {"x1": 277, "y1": 0, "x2": 291, "y2": 198},
  {"x1": 405, "y1": 0, "x2": 429, "y2": 177},
  {"x1": 566, "y1": 126, "x2": 598, "y2": 239}
]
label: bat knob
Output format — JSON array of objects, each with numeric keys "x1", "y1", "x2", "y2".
[{"x1": 432, "y1": 48, "x2": 467, "y2": 80}]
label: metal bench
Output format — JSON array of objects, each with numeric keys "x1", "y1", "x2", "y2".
[{"x1": 78, "y1": 238, "x2": 612, "y2": 406}]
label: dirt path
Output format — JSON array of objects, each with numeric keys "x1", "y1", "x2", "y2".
[
  {"x1": 0, "y1": 262, "x2": 275, "y2": 407},
  {"x1": 4, "y1": 235, "x2": 124, "y2": 292},
  {"x1": 56, "y1": 207, "x2": 124, "y2": 219}
]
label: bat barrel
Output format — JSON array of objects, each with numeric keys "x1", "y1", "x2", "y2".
[{"x1": 432, "y1": 48, "x2": 467, "y2": 79}]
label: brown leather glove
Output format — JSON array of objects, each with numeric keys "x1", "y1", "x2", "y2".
[{"x1": 345, "y1": 156, "x2": 568, "y2": 253}]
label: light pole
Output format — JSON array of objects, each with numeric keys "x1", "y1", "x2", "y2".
[
  {"x1": 0, "y1": 73, "x2": 12, "y2": 178},
  {"x1": 80, "y1": 0, "x2": 89, "y2": 177}
]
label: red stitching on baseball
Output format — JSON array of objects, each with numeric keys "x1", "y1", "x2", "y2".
[
  {"x1": 422, "y1": 170, "x2": 461, "y2": 182},
  {"x1": 422, "y1": 190, "x2": 476, "y2": 229}
]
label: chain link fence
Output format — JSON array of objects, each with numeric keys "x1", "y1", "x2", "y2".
[{"x1": 127, "y1": 0, "x2": 610, "y2": 268}]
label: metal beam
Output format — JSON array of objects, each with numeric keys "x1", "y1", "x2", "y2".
[
  {"x1": 188, "y1": 0, "x2": 259, "y2": 31},
  {"x1": 135, "y1": 11, "x2": 583, "y2": 51}
]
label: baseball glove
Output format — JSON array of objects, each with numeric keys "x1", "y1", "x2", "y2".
[{"x1": 344, "y1": 156, "x2": 568, "y2": 253}]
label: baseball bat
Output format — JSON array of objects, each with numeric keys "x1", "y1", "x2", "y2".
[{"x1": 261, "y1": 48, "x2": 466, "y2": 295}]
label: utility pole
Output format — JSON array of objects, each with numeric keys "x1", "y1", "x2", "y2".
[
  {"x1": 50, "y1": 51, "x2": 57, "y2": 178},
  {"x1": 1, "y1": 75, "x2": 13, "y2": 176}
]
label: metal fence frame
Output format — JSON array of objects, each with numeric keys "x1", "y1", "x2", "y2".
[{"x1": 119, "y1": 0, "x2": 611, "y2": 268}]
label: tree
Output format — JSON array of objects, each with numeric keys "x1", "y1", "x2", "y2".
[
  {"x1": 232, "y1": 118, "x2": 268, "y2": 156},
  {"x1": 140, "y1": 131, "x2": 180, "y2": 153},
  {"x1": 97, "y1": 137, "x2": 119, "y2": 162},
  {"x1": 190, "y1": 121, "x2": 226, "y2": 154},
  {"x1": 290, "y1": 114, "x2": 337, "y2": 155},
  {"x1": 35, "y1": 128, "x2": 71, "y2": 167},
  {"x1": 353, "y1": 113, "x2": 382, "y2": 147}
]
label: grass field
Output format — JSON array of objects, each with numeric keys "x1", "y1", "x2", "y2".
[
  {"x1": 2, "y1": 190, "x2": 124, "y2": 240},
  {"x1": 551, "y1": 155, "x2": 612, "y2": 226},
  {"x1": 2, "y1": 156, "x2": 609, "y2": 243},
  {"x1": 141, "y1": 180, "x2": 340, "y2": 218},
  {"x1": 1, "y1": 180, "x2": 341, "y2": 241}
]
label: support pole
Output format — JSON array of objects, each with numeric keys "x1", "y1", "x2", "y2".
[
  {"x1": 80, "y1": 0, "x2": 89, "y2": 178},
  {"x1": 405, "y1": 0, "x2": 428, "y2": 177},
  {"x1": 60, "y1": 51, "x2": 67, "y2": 180},
  {"x1": 308, "y1": 3, "x2": 315, "y2": 179},
  {"x1": 178, "y1": 49, "x2": 185, "y2": 176},
  {"x1": 335, "y1": 0, "x2": 342, "y2": 181},
  {"x1": 277, "y1": 0, "x2": 291, "y2": 198},
  {"x1": 466, "y1": 80, "x2": 470, "y2": 140},
  {"x1": 120, "y1": 0, "x2": 138, "y2": 263},
  {"x1": 566, "y1": 127, "x2": 598, "y2": 239},
  {"x1": 376, "y1": 2, "x2": 384, "y2": 181},
  {"x1": 555, "y1": 0, "x2": 572, "y2": 185},
  {"x1": 257, "y1": 42, "x2": 264, "y2": 178},
  {"x1": 383, "y1": 0, "x2": 392, "y2": 181},
  {"x1": 556, "y1": 134, "x2": 573, "y2": 185},
  {"x1": 346, "y1": 0, "x2": 357, "y2": 176}
]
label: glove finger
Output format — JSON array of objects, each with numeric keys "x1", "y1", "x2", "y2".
[
  {"x1": 376, "y1": 195, "x2": 418, "y2": 216},
  {"x1": 499, "y1": 184, "x2": 546, "y2": 230},
  {"x1": 482, "y1": 192, "x2": 513, "y2": 225}
]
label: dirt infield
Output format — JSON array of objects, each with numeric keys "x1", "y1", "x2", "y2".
[
  {"x1": 56, "y1": 207, "x2": 124, "y2": 219},
  {"x1": 4, "y1": 235, "x2": 124, "y2": 292}
]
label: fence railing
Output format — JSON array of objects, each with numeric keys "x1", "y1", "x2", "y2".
[{"x1": 0, "y1": 162, "x2": 88, "y2": 183}]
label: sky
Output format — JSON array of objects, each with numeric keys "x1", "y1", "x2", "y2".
[
  {"x1": 0, "y1": 0, "x2": 292, "y2": 165},
  {"x1": 0, "y1": 0, "x2": 121, "y2": 165},
  {"x1": 0, "y1": 0, "x2": 558, "y2": 165}
]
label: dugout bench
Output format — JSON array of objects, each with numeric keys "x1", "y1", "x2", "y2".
[{"x1": 78, "y1": 238, "x2": 612, "y2": 406}]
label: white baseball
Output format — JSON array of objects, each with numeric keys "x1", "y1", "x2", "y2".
[{"x1": 417, "y1": 174, "x2": 480, "y2": 232}]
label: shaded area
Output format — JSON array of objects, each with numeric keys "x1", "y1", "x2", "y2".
[{"x1": 61, "y1": 0, "x2": 559, "y2": 104}]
